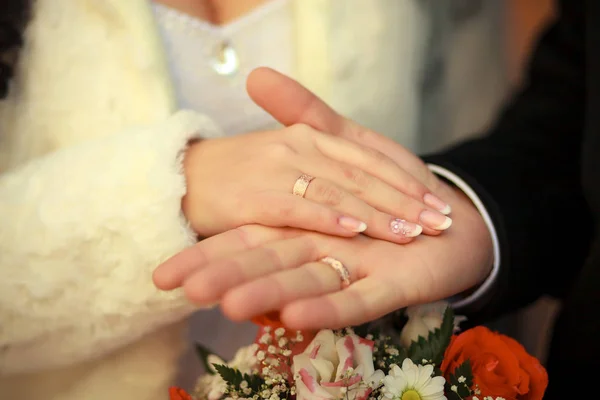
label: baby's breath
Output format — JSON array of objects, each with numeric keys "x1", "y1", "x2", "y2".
[{"x1": 224, "y1": 327, "x2": 307, "y2": 400}]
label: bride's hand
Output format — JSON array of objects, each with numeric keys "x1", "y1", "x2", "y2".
[
  {"x1": 154, "y1": 181, "x2": 492, "y2": 329},
  {"x1": 182, "y1": 125, "x2": 452, "y2": 242},
  {"x1": 246, "y1": 67, "x2": 443, "y2": 198}
]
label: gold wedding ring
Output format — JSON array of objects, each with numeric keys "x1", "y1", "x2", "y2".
[
  {"x1": 320, "y1": 256, "x2": 351, "y2": 289},
  {"x1": 292, "y1": 174, "x2": 315, "y2": 198}
]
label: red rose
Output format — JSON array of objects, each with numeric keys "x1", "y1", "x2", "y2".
[
  {"x1": 441, "y1": 327, "x2": 548, "y2": 400},
  {"x1": 168, "y1": 387, "x2": 193, "y2": 400},
  {"x1": 252, "y1": 311, "x2": 286, "y2": 329}
]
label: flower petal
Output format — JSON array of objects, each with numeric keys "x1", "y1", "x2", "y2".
[
  {"x1": 401, "y1": 358, "x2": 418, "y2": 385},
  {"x1": 310, "y1": 358, "x2": 335, "y2": 382},
  {"x1": 353, "y1": 336, "x2": 377, "y2": 378}
]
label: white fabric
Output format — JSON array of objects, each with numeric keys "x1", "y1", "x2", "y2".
[
  {"x1": 0, "y1": 111, "x2": 211, "y2": 373},
  {"x1": 427, "y1": 164, "x2": 500, "y2": 309},
  {"x1": 152, "y1": 1, "x2": 295, "y2": 385},
  {"x1": 153, "y1": 0, "x2": 293, "y2": 136},
  {"x1": 0, "y1": 1, "x2": 223, "y2": 398}
]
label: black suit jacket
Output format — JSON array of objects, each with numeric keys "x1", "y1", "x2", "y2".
[{"x1": 426, "y1": 0, "x2": 598, "y2": 397}]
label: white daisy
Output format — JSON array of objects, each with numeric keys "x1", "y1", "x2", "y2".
[{"x1": 382, "y1": 359, "x2": 446, "y2": 400}]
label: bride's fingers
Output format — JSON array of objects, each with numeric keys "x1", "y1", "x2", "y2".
[
  {"x1": 249, "y1": 181, "x2": 426, "y2": 244},
  {"x1": 298, "y1": 179, "x2": 425, "y2": 242},
  {"x1": 248, "y1": 67, "x2": 438, "y2": 188},
  {"x1": 153, "y1": 226, "x2": 286, "y2": 290},
  {"x1": 246, "y1": 192, "x2": 370, "y2": 237},
  {"x1": 300, "y1": 166, "x2": 450, "y2": 236},
  {"x1": 311, "y1": 133, "x2": 451, "y2": 215},
  {"x1": 181, "y1": 236, "x2": 322, "y2": 304}
]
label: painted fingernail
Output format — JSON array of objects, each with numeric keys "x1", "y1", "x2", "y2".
[
  {"x1": 424, "y1": 193, "x2": 452, "y2": 215},
  {"x1": 339, "y1": 216, "x2": 368, "y2": 232},
  {"x1": 390, "y1": 218, "x2": 423, "y2": 238},
  {"x1": 419, "y1": 210, "x2": 453, "y2": 230}
]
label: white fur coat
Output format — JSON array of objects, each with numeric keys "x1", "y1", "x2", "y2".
[{"x1": 0, "y1": 1, "x2": 507, "y2": 399}]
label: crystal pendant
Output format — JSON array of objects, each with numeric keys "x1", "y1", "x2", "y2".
[{"x1": 211, "y1": 41, "x2": 239, "y2": 76}]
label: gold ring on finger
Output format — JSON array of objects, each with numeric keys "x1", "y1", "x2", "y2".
[
  {"x1": 320, "y1": 256, "x2": 351, "y2": 289},
  {"x1": 293, "y1": 173, "x2": 315, "y2": 198}
]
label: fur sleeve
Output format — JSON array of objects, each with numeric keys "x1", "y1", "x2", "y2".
[{"x1": 0, "y1": 110, "x2": 212, "y2": 374}]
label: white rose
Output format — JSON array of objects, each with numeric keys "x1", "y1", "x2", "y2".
[
  {"x1": 399, "y1": 302, "x2": 466, "y2": 348},
  {"x1": 292, "y1": 330, "x2": 384, "y2": 400}
]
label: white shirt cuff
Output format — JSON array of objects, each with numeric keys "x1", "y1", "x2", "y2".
[{"x1": 427, "y1": 164, "x2": 501, "y2": 309}]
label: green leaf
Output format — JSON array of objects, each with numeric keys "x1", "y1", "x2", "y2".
[
  {"x1": 407, "y1": 307, "x2": 455, "y2": 367},
  {"x1": 213, "y1": 364, "x2": 243, "y2": 387},
  {"x1": 245, "y1": 373, "x2": 265, "y2": 393},
  {"x1": 195, "y1": 343, "x2": 220, "y2": 375},
  {"x1": 444, "y1": 359, "x2": 473, "y2": 400},
  {"x1": 213, "y1": 364, "x2": 265, "y2": 393}
]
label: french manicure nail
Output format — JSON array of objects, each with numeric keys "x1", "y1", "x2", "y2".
[
  {"x1": 390, "y1": 218, "x2": 423, "y2": 238},
  {"x1": 339, "y1": 216, "x2": 368, "y2": 232},
  {"x1": 424, "y1": 193, "x2": 452, "y2": 215},
  {"x1": 419, "y1": 210, "x2": 453, "y2": 230}
]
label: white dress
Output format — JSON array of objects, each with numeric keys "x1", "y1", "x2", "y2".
[{"x1": 152, "y1": 0, "x2": 295, "y2": 387}]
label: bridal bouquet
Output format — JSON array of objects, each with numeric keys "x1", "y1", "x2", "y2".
[{"x1": 169, "y1": 303, "x2": 548, "y2": 400}]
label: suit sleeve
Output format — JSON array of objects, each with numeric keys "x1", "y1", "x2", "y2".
[{"x1": 424, "y1": 0, "x2": 594, "y2": 320}]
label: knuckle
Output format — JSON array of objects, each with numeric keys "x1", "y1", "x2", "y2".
[
  {"x1": 353, "y1": 125, "x2": 376, "y2": 143},
  {"x1": 263, "y1": 246, "x2": 285, "y2": 271},
  {"x1": 257, "y1": 196, "x2": 296, "y2": 223},
  {"x1": 313, "y1": 181, "x2": 344, "y2": 206},
  {"x1": 299, "y1": 235, "x2": 320, "y2": 259},
  {"x1": 403, "y1": 198, "x2": 425, "y2": 218},
  {"x1": 233, "y1": 226, "x2": 253, "y2": 247},
  {"x1": 340, "y1": 165, "x2": 371, "y2": 193},
  {"x1": 275, "y1": 201, "x2": 297, "y2": 221},
  {"x1": 265, "y1": 142, "x2": 296, "y2": 159},
  {"x1": 286, "y1": 123, "x2": 315, "y2": 139},
  {"x1": 426, "y1": 173, "x2": 444, "y2": 191},
  {"x1": 365, "y1": 146, "x2": 388, "y2": 164},
  {"x1": 406, "y1": 180, "x2": 428, "y2": 198}
]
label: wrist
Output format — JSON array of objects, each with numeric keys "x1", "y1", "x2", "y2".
[
  {"x1": 181, "y1": 139, "x2": 203, "y2": 233},
  {"x1": 428, "y1": 164, "x2": 498, "y2": 308},
  {"x1": 454, "y1": 182, "x2": 494, "y2": 284}
]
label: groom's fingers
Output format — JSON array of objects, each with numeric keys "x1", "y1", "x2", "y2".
[
  {"x1": 181, "y1": 236, "x2": 322, "y2": 305},
  {"x1": 280, "y1": 278, "x2": 399, "y2": 330},
  {"x1": 246, "y1": 67, "x2": 436, "y2": 188},
  {"x1": 152, "y1": 225, "x2": 288, "y2": 290}
]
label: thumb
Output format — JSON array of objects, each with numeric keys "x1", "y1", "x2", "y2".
[
  {"x1": 246, "y1": 67, "x2": 346, "y2": 134},
  {"x1": 247, "y1": 68, "x2": 427, "y2": 168},
  {"x1": 246, "y1": 68, "x2": 440, "y2": 190}
]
